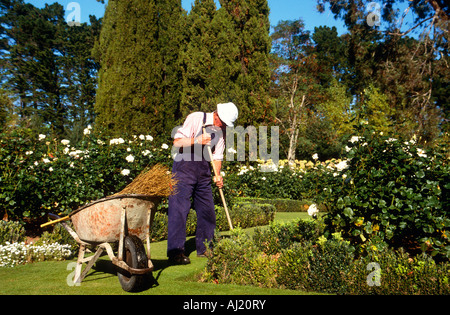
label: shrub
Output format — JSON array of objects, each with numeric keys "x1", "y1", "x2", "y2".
[
  {"x1": 36, "y1": 223, "x2": 78, "y2": 252},
  {"x1": 276, "y1": 242, "x2": 312, "y2": 291},
  {"x1": 0, "y1": 127, "x2": 172, "y2": 222},
  {"x1": 276, "y1": 232, "x2": 355, "y2": 294},
  {"x1": 0, "y1": 221, "x2": 26, "y2": 244},
  {"x1": 201, "y1": 218, "x2": 450, "y2": 295},
  {"x1": 318, "y1": 129, "x2": 449, "y2": 260},
  {"x1": 236, "y1": 197, "x2": 312, "y2": 212},
  {"x1": 223, "y1": 158, "x2": 348, "y2": 202},
  {"x1": 345, "y1": 248, "x2": 450, "y2": 295},
  {"x1": 307, "y1": 236, "x2": 355, "y2": 294},
  {"x1": 200, "y1": 228, "x2": 256, "y2": 285},
  {"x1": 150, "y1": 211, "x2": 169, "y2": 242},
  {"x1": 225, "y1": 202, "x2": 275, "y2": 230},
  {"x1": 253, "y1": 218, "x2": 323, "y2": 255}
]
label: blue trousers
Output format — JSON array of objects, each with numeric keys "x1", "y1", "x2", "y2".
[{"x1": 167, "y1": 159, "x2": 216, "y2": 257}]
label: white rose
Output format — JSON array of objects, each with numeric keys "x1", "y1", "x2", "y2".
[{"x1": 307, "y1": 204, "x2": 319, "y2": 217}]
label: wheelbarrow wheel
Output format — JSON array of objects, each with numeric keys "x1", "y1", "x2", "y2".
[{"x1": 117, "y1": 235, "x2": 148, "y2": 292}]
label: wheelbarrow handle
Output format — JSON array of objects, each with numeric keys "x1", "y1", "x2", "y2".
[{"x1": 40, "y1": 215, "x2": 70, "y2": 228}]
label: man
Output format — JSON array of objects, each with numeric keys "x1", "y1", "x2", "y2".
[{"x1": 168, "y1": 102, "x2": 238, "y2": 265}]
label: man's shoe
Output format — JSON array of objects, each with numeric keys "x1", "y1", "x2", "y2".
[{"x1": 169, "y1": 254, "x2": 191, "y2": 265}]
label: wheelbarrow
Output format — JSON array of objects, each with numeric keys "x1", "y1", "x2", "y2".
[{"x1": 44, "y1": 194, "x2": 159, "y2": 292}]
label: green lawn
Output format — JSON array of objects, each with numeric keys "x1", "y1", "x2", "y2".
[{"x1": 0, "y1": 212, "x2": 320, "y2": 295}]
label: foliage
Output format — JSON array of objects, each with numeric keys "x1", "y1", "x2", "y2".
[
  {"x1": 315, "y1": 0, "x2": 449, "y2": 144},
  {"x1": 253, "y1": 218, "x2": 323, "y2": 255},
  {"x1": 93, "y1": 0, "x2": 182, "y2": 136},
  {"x1": 311, "y1": 25, "x2": 349, "y2": 85},
  {"x1": 36, "y1": 223, "x2": 78, "y2": 252},
  {"x1": 223, "y1": 158, "x2": 339, "y2": 201},
  {"x1": 0, "y1": 221, "x2": 26, "y2": 244},
  {"x1": 236, "y1": 197, "x2": 311, "y2": 212},
  {"x1": 318, "y1": 127, "x2": 449, "y2": 260},
  {"x1": 214, "y1": 0, "x2": 273, "y2": 127},
  {"x1": 180, "y1": 0, "x2": 218, "y2": 114},
  {"x1": 315, "y1": 78, "x2": 353, "y2": 138},
  {"x1": 0, "y1": 0, "x2": 101, "y2": 139},
  {"x1": 94, "y1": 0, "x2": 272, "y2": 136},
  {"x1": 201, "y1": 218, "x2": 450, "y2": 294},
  {"x1": 359, "y1": 84, "x2": 394, "y2": 135},
  {"x1": 0, "y1": 127, "x2": 172, "y2": 222},
  {"x1": 270, "y1": 18, "x2": 322, "y2": 162}
]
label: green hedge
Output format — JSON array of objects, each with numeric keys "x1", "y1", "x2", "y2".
[
  {"x1": 201, "y1": 219, "x2": 450, "y2": 294},
  {"x1": 236, "y1": 197, "x2": 312, "y2": 212},
  {"x1": 151, "y1": 202, "x2": 276, "y2": 242}
]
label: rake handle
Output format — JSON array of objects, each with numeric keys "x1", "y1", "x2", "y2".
[{"x1": 203, "y1": 127, "x2": 234, "y2": 230}]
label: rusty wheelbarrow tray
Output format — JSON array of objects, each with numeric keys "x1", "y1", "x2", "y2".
[{"x1": 49, "y1": 194, "x2": 159, "y2": 292}]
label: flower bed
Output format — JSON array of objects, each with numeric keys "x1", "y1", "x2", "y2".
[{"x1": 0, "y1": 241, "x2": 73, "y2": 267}]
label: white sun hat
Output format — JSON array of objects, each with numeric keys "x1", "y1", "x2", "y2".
[{"x1": 217, "y1": 102, "x2": 238, "y2": 127}]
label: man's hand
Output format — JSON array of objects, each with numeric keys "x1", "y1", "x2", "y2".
[
  {"x1": 213, "y1": 175, "x2": 224, "y2": 189},
  {"x1": 195, "y1": 134, "x2": 211, "y2": 145}
]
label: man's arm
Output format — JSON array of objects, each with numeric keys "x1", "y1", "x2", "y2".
[
  {"x1": 173, "y1": 134, "x2": 211, "y2": 147},
  {"x1": 213, "y1": 160, "x2": 223, "y2": 189}
]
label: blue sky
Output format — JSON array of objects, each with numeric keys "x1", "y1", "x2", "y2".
[
  {"x1": 28, "y1": 0, "x2": 348, "y2": 34},
  {"x1": 28, "y1": 0, "x2": 418, "y2": 36}
]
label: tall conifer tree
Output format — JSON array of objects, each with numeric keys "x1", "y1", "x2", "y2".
[
  {"x1": 180, "y1": 0, "x2": 217, "y2": 117},
  {"x1": 213, "y1": 0, "x2": 272, "y2": 126},
  {"x1": 94, "y1": 0, "x2": 184, "y2": 136},
  {"x1": 181, "y1": 0, "x2": 272, "y2": 125},
  {"x1": 1, "y1": 0, "x2": 100, "y2": 138}
]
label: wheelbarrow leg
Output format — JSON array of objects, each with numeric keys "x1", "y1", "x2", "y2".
[
  {"x1": 73, "y1": 245, "x2": 106, "y2": 284},
  {"x1": 74, "y1": 244, "x2": 86, "y2": 284},
  {"x1": 146, "y1": 208, "x2": 154, "y2": 270},
  {"x1": 78, "y1": 246, "x2": 104, "y2": 283}
]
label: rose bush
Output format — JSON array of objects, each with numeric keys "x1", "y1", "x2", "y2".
[
  {"x1": 223, "y1": 157, "x2": 343, "y2": 201},
  {"x1": 0, "y1": 127, "x2": 172, "y2": 222},
  {"x1": 316, "y1": 129, "x2": 449, "y2": 260}
]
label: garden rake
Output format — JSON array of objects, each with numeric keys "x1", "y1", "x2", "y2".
[{"x1": 203, "y1": 125, "x2": 234, "y2": 230}]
